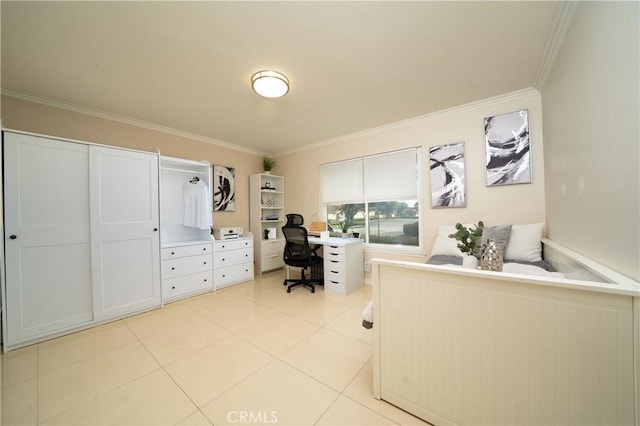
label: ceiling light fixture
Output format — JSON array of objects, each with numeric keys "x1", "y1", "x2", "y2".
[{"x1": 251, "y1": 70, "x2": 289, "y2": 98}]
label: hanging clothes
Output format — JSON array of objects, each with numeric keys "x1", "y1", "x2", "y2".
[{"x1": 183, "y1": 179, "x2": 212, "y2": 229}]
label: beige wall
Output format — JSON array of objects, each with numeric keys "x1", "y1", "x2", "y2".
[
  {"x1": 277, "y1": 89, "x2": 547, "y2": 268},
  {"x1": 541, "y1": 2, "x2": 639, "y2": 281},
  {"x1": 0, "y1": 95, "x2": 264, "y2": 232}
]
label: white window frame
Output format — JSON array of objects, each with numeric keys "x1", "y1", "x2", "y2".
[{"x1": 320, "y1": 148, "x2": 423, "y2": 253}]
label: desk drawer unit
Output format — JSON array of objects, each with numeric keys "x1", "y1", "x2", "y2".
[
  {"x1": 214, "y1": 236, "x2": 254, "y2": 289},
  {"x1": 322, "y1": 241, "x2": 364, "y2": 295},
  {"x1": 161, "y1": 241, "x2": 214, "y2": 301}
]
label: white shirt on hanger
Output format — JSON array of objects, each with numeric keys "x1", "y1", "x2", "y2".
[{"x1": 183, "y1": 180, "x2": 212, "y2": 229}]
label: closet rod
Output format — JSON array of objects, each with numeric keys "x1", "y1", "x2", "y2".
[{"x1": 161, "y1": 167, "x2": 208, "y2": 174}]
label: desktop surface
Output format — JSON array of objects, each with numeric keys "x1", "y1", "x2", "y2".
[{"x1": 308, "y1": 236, "x2": 363, "y2": 246}]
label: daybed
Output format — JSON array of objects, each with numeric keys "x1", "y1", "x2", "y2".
[{"x1": 371, "y1": 224, "x2": 639, "y2": 426}]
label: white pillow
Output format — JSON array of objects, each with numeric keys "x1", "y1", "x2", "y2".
[
  {"x1": 504, "y1": 223, "x2": 545, "y2": 262},
  {"x1": 429, "y1": 224, "x2": 466, "y2": 257}
]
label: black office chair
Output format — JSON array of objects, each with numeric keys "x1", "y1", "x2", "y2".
[
  {"x1": 285, "y1": 213, "x2": 304, "y2": 227},
  {"x1": 282, "y1": 225, "x2": 323, "y2": 293}
]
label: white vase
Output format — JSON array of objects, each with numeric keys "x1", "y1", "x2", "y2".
[{"x1": 462, "y1": 255, "x2": 478, "y2": 269}]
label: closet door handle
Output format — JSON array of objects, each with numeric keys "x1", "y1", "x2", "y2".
[
  {"x1": 153, "y1": 228, "x2": 158, "y2": 231},
  {"x1": 9, "y1": 235, "x2": 17, "y2": 240}
]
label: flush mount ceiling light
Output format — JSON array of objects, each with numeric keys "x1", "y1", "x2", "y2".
[{"x1": 251, "y1": 70, "x2": 289, "y2": 98}]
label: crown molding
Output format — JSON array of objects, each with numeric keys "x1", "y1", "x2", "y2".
[
  {"x1": 534, "y1": 1, "x2": 581, "y2": 89},
  {"x1": 276, "y1": 87, "x2": 540, "y2": 157},
  {"x1": 1, "y1": 88, "x2": 269, "y2": 157}
]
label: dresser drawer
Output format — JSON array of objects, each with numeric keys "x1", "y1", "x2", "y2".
[
  {"x1": 262, "y1": 239, "x2": 285, "y2": 256},
  {"x1": 324, "y1": 250, "x2": 345, "y2": 263},
  {"x1": 162, "y1": 243, "x2": 213, "y2": 260},
  {"x1": 262, "y1": 253, "x2": 284, "y2": 271},
  {"x1": 214, "y1": 263, "x2": 254, "y2": 288},
  {"x1": 216, "y1": 238, "x2": 253, "y2": 252},
  {"x1": 324, "y1": 279, "x2": 346, "y2": 294},
  {"x1": 323, "y1": 244, "x2": 346, "y2": 256},
  {"x1": 162, "y1": 271, "x2": 212, "y2": 299},
  {"x1": 214, "y1": 247, "x2": 252, "y2": 267},
  {"x1": 162, "y1": 254, "x2": 212, "y2": 279},
  {"x1": 324, "y1": 259, "x2": 346, "y2": 275}
]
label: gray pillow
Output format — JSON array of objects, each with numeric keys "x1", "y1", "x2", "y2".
[{"x1": 477, "y1": 224, "x2": 512, "y2": 258}]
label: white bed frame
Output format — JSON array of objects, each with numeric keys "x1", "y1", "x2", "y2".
[{"x1": 372, "y1": 238, "x2": 639, "y2": 426}]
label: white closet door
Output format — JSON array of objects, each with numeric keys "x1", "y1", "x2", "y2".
[
  {"x1": 3, "y1": 133, "x2": 93, "y2": 344},
  {"x1": 90, "y1": 146, "x2": 161, "y2": 320}
]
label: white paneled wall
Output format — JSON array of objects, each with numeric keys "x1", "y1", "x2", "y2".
[{"x1": 374, "y1": 263, "x2": 636, "y2": 425}]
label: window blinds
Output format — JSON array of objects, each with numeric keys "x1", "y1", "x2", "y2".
[
  {"x1": 321, "y1": 158, "x2": 363, "y2": 204},
  {"x1": 363, "y1": 149, "x2": 419, "y2": 201},
  {"x1": 321, "y1": 148, "x2": 420, "y2": 203}
]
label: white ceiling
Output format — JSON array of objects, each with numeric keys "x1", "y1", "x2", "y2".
[{"x1": 1, "y1": 1, "x2": 561, "y2": 155}]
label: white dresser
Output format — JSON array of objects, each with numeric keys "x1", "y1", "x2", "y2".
[
  {"x1": 213, "y1": 235, "x2": 254, "y2": 289},
  {"x1": 161, "y1": 241, "x2": 213, "y2": 300}
]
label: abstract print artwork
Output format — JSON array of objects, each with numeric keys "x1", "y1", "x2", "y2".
[
  {"x1": 213, "y1": 165, "x2": 235, "y2": 212},
  {"x1": 429, "y1": 142, "x2": 466, "y2": 208},
  {"x1": 484, "y1": 109, "x2": 531, "y2": 186}
]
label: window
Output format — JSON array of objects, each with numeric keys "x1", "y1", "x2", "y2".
[{"x1": 321, "y1": 148, "x2": 421, "y2": 248}]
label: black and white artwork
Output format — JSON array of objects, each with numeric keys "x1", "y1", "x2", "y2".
[
  {"x1": 429, "y1": 142, "x2": 466, "y2": 208},
  {"x1": 213, "y1": 165, "x2": 235, "y2": 212},
  {"x1": 484, "y1": 109, "x2": 531, "y2": 186}
]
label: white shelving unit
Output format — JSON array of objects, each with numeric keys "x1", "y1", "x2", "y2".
[{"x1": 249, "y1": 173, "x2": 286, "y2": 274}]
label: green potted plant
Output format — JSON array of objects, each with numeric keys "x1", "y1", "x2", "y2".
[
  {"x1": 262, "y1": 157, "x2": 276, "y2": 174},
  {"x1": 448, "y1": 221, "x2": 484, "y2": 268}
]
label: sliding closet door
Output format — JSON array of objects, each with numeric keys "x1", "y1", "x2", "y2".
[
  {"x1": 90, "y1": 146, "x2": 161, "y2": 320},
  {"x1": 3, "y1": 133, "x2": 93, "y2": 345}
]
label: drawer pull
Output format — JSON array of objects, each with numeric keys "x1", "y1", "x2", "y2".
[
  {"x1": 172, "y1": 286, "x2": 176, "y2": 290},
  {"x1": 330, "y1": 270, "x2": 339, "y2": 274},
  {"x1": 330, "y1": 260, "x2": 339, "y2": 263},
  {"x1": 204, "y1": 279, "x2": 207, "y2": 282},
  {"x1": 171, "y1": 251, "x2": 175, "y2": 255},
  {"x1": 203, "y1": 248, "x2": 207, "y2": 251},
  {"x1": 222, "y1": 258, "x2": 226, "y2": 262},
  {"x1": 245, "y1": 254, "x2": 248, "y2": 257},
  {"x1": 171, "y1": 267, "x2": 175, "y2": 270},
  {"x1": 221, "y1": 245, "x2": 225, "y2": 249}
]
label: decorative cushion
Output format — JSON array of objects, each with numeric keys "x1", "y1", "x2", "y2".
[
  {"x1": 504, "y1": 223, "x2": 545, "y2": 262},
  {"x1": 477, "y1": 224, "x2": 512, "y2": 258},
  {"x1": 429, "y1": 224, "x2": 473, "y2": 257}
]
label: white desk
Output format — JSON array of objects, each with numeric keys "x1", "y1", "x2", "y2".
[{"x1": 308, "y1": 236, "x2": 364, "y2": 295}]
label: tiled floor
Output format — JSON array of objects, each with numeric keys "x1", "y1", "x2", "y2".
[{"x1": 1, "y1": 271, "x2": 427, "y2": 425}]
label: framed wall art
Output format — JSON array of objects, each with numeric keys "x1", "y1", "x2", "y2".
[
  {"x1": 484, "y1": 109, "x2": 531, "y2": 186},
  {"x1": 429, "y1": 141, "x2": 466, "y2": 208},
  {"x1": 213, "y1": 165, "x2": 235, "y2": 212}
]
